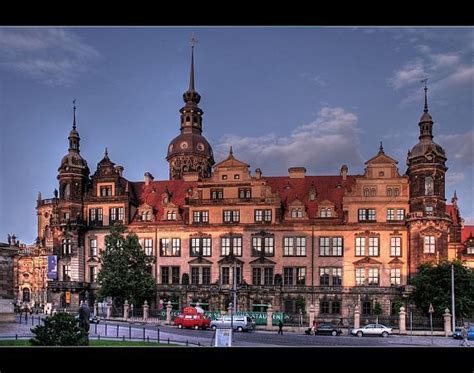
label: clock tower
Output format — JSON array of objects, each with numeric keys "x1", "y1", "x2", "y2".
[{"x1": 406, "y1": 83, "x2": 451, "y2": 276}]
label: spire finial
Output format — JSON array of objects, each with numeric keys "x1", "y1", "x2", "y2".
[
  {"x1": 421, "y1": 78, "x2": 428, "y2": 113},
  {"x1": 229, "y1": 146, "x2": 233, "y2": 156},
  {"x1": 379, "y1": 141, "x2": 384, "y2": 153},
  {"x1": 189, "y1": 35, "x2": 198, "y2": 91},
  {"x1": 105, "y1": 147, "x2": 108, "y2": 157},
  {"x1": 72, "y1": 99, "x2": 77, "y2": 130}
]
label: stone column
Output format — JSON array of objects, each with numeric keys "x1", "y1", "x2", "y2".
[
  {"x1": 399, "y1": 306, "x2": 407, "y2": 335},
  {"x1": 106, "y1": 303, "x2": 112, "y2": 319},
  {"x1": 93, "y1": 301, "x2": 98, "y2": 317},
  {"x1": 123, "y1": 300, "x2": 129, "y2": 320},
  {"x1": 354, "y1": 305, "x2": 360, "y2": 329},
  {"x1": 166, "y1": 301, "x2": 172, "y2": 325},
  {"x1": 267, "y1": 305, "x2": 273, "y2": 330},
  {"x1": 143, "y1": 300, "x2": 149, "y2": 323},
  {"x1": 308, "y1": 304, "x2": 315, "y2": 328},
  {"x1": 443, "y1": 308, "x2": 452, "y2": 337}
]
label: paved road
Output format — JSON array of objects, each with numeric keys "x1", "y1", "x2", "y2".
[{"x1": 1, "y1": 316, "x2": 467, "y2": 347}]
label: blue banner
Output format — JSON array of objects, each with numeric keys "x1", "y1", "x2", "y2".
[{"x1": 47, "y1": 255, "x2": 57, "y2": 280}]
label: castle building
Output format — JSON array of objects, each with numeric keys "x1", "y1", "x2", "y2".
[{"x1": 33, "y1": 45, "x2": 474, "y2": 317}]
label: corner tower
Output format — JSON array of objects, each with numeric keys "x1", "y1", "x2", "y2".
[
  {"x1": 166, "y1": 38, "x2": 215, "y2": 180},
  {"x1": 406, "y1": 82, "x2": 451, "y2": 276}
]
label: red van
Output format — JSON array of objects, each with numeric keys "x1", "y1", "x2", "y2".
[{"x1": 173, "y1": 307, "x2": 210, "y2": 330}]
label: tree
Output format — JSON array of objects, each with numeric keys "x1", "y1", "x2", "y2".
[
  {"x1": 97, "y1": 224, "x2": 156, "y2": 308},
  {"x1": 409, "y1": 260, "x2": 474, "y2": 318},
  {"x1": 30, "y1": 313, "x2": 89, "y2": 346},
  {"x1": 373, "y1": 301, "x2": 382, "y2": 324}
]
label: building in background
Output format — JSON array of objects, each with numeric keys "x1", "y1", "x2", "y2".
[
  {"x1": 0, "y1": 236, "x2": 19, "y2": 322},
  {"x1": 30, "y1": 44, "x2": 473, "y2": 317}
]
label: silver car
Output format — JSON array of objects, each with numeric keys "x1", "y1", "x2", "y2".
[
  {"x1": 351, "y1": 324, "x2": 392, "y2": 337},
  {"x1": 210, "y1": 316, "x2": 255, "y2": 332}
]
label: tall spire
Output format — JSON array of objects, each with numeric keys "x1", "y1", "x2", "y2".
[
  {"x1": 421, "y1": 78, "x2": 429, "y2": 113},
  {"x1": 73, "y1": 99, "x2": 77, "y2": 130},
  {"x1": 189, "y1": 35, "x2": 197, "y2": 91}
]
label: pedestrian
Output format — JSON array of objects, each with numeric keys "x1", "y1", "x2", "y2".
[
  {"x1": 278, "y1": 319, "x2": 283, "y2": 335},
  {"x1": 460, "y1": 323, "x2": 470, "y2": 347},
  {"x1": 312, "y1": 320, "x2": 318, "y2": 335}
]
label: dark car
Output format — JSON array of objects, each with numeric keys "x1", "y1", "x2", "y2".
[
  {"x1": 315, "y1": 323, "x2": 343, "y2": 336},
  {"x1": 452, "y1": 327, "x2": 463, "y2": 339},
  {"x1": 75, "y1": 314, "x2": 100, "y2": 324}
]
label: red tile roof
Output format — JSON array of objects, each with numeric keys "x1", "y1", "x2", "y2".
[
  {"x1": 462, "y1": 225, "x2": 474, "y2": 242},
  {"x1": 446, "y1": 204, "x2": 459, "y2": 225}
]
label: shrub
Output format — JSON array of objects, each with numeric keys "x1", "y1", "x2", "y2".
[{"x1": 30, "y1": 312, "x2": 89, "y2": 346}]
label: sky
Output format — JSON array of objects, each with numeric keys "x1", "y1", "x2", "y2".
[{"x1": 0, "y1": 26, "x2": 473, "y2": 244}]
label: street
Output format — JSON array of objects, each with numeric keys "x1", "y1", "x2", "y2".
[{"x1": 0, "y1": 316, "x2": 465, "y2": 347}]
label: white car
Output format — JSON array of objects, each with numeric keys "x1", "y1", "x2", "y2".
[{"x1": 351, "y1": 324, "x2": 392, "y2": 337}]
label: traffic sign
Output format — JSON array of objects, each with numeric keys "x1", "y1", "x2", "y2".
[{"x1": 428, "y1": 303, "x2": 434, "y2": 314}]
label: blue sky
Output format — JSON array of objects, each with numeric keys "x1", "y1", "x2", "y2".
[{"x1": 0, "y1": 27, "x2": 472, "y2": 243}]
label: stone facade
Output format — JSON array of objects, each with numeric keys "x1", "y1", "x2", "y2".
[
  {"x1": 0, "y1": 240, "x2": 19, "y2": 322},
  {"x1": 27, "y1": 46, "x2": 473, "y2": 318}
]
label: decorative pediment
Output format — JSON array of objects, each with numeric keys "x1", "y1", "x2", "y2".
[
  {"x1": 218, "y1": 256, "x2": 244, "y2": 265},
  {"x1": 213, "y1": 148, "x2": 250, "y2": 169},
  {"x1": 388, "y1": 257, "x2": 404, "y2": 265},
  {"x1": 355, "y1": 231, "x2": 380, "y2": 237},
  {"x1": 137, "y1": 202, "x2": 155, "y2": 222},
  {"x1": 353, "y1": 257, "x2": 382, "y2": 265},
  {"x1": 420, "y1": 226, "x2": 443, "y2": 238},
  {"x1": 249, "y1": 257, "x2": 276, "y2": 265},
  {"x1": 87, "y1": 257, "x2": 99, "y2": 263},
  {"x1": 365, "y1": 152, "x2": 398, "y2": 165},
  {"x1": 188, "y1": 257, "x2": 213, "y2": 265},
  {"x1": 190, "y1": 232, "x2": 211, "y2": 238}
]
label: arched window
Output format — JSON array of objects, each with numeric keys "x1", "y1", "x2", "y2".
[
  {"x1": 425, "y1": 176, "x2": 434, "y2": 195},
  {"x1": 370, "y1": 188, "x2": 376, "y2": 197},
  {"x1": 64, "y1": 184, "x2": 70, "y2": 199},
  {"x1": 22, "y1": 288, "x2": 30, "y2": 302},
  {"x1": 363, "y1": 188, "x2": 370, "y2": 197},
  {"x1": 386, "y1": 188, "x2": 392, "y2": 197},
  {"x1": 62, "y1": 239, "x2": 71, "y2": 255},
  {"x1": 394, "y1": 188, "x2": 400, "y2": 196}
]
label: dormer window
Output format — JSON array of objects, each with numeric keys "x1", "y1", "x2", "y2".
[
  {"x1": 141, "y1": 211, "x2": 152, "y2": 221},
  {"x1": 291, "y1": 208, "x2": 304, "y2": 218},
  {"x1": 234, "y1": 174, "x2": 240, "y2": 180},
  {"x1": 320, "y1": 208, "x2": 332, "y2": 218},
  {"x1": 309, "y1": 193, "x2": 316, "y2": 201},
  {"x1": 222, "y1": 175, "x2": 228, "y2": 180},
  {"x1": 166, "y1": 211, "x2": 177, "y2": 221}
]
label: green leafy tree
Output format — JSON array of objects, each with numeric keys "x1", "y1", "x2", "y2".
[
  {"x1": 373, "y1": 301, "x2": 382, "y2": 324},
  {"x1": 30, "y1": 313, "x2": 89, "y2": 346},
  {"x1": 409, "y1": 260, "x2": 474, "y2": 318},
  {"x1": 97, "y1": 224, "x2": 156, "y2": 308}
]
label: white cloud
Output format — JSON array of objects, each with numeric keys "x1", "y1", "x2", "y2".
[
  {"x1": 0, "y1": 28, "x2": 100, "y2": 86},
  {"x1": 388, "y1": 58, "x2": 426, "y2": 90},
  {"x1": 446, "y1": 171, "x2": 465, "y2": 187},
  {"x1": 215, "y1": 107, "x2": 365, "y2": 175},
  {"x1": 438, "y1": 130, "x2": 474, "y2": 167},
  {"x1": 300, "y1": 73, "x2": 328, "y2": 87}
]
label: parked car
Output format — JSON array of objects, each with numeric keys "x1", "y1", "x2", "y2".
[
  {"x1": 452, "y1": 327, "x2": 463, "y2": 339},
  {"x1": 314, "y1": 323, "x2": 343, "y2": 336},
  {"x1": 351, "y1": 324, "x2": 392, "y2": 337},
  {"x1": 173, "y1": 314, "x2": 210, "y2": 330},
  {"x1": 210, "y1": 316, "x2": 255, "y2": 332},
  {"x1": 454, "y1": 326, "x2": 474, "y2": 340}
]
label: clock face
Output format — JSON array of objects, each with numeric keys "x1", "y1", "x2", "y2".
[
  {"x1": 180, "y1": 141, "x2": 188, "y2": 149},
  {"x1": 197, "y1": 143, "x2": 205, "y2": 151},
  {"x1": 426, "y1": 154, "x2": 433, "y2": 161}
]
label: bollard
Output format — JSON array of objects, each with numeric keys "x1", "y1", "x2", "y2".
[
  {"x1": 143, "y1": 327, "x2": 145, "y2": 341},
  {"x1": 198, "y1": 342, "x2": 200, "y2": 347},
  {"x1": 168, "y1": 338, "x2": 170, "y2": 344},
  {"x1": 157, "y1": 327, "x2": 160, "y2": 343},
  {"x1": 117, "y1": 324, "x2": 119, "y2": 338},
  {"x1": 105, "y1": 324, "x2": 107, "y2": 336},
  {"x1": 95, "y1": 323, "x2": 97, "y2": 334},
  {"x1": 98, "y1": 334, "x2": 100, "y2": 340},
  {"x1": 147, "y1": 336, "x2": 149, "y2": 343},
  {"x1": 123, "y1": 335, "x2": 125, "y2": 342},
  {"x1": 15, "y1": 334, "x2": 18, "y2": 340},
  {"x1": 129, "y1": 325, "x2": 131, "y2": 339},
  {"x1": 186, "y1": 340, "x2": 188, "y2": 346}
]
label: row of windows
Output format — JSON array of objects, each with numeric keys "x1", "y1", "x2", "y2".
[
  {"x1": 358, "y1": 208, "x2": 406, "y2": 222},
  {"x1": 89, "y1": 208, "x2": 124, "y2": 222},
  {"x1": 363, "y1": 187, "x2": 401, "y2": 197},
  {"x1": 86, "y1": 235, "x2": 407, "y2": 258}
]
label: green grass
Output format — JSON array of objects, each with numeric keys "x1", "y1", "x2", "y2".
[{"x1": 0, "y1": 339, "x2": 178, "y2": 347}]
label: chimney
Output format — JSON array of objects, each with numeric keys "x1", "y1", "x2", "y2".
[
  {"x1": 115, "y1": 165, "x2": 124, "y2": 177},
  {"x1": 183, "y1": 172, "x2": 200, "y2": 182},
  {"x1": 144, "y1": 172, "x2": 154, "y2": 186},
  {"x1": 288, "y1": 167, "x2": 306, "y2": 179},
  {"x1": 37, "y1": 191, "x2": 42, "y2": 201},
  {"x1": 255, "y1": 168, "x2": 262, "y2": 180},
  {"x1": 340, "y1": 164, "x2": 348, "y2": 181}
]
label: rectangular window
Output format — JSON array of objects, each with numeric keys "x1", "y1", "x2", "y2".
[
  {"x1": 424, "y1": 236, "x2": 436, "y2": 253},
  {"x1": 171, "y1": 267, "x2": 180, "y2": 284},
  {"x1": 296, "y1": 267, "x2": 306, "y2": 285},
  {"x1": 264, "y1": 210, "x2": 272, "y2": 222},
  {"x1": 202, "y1": 267, "x2": 211, "y2": 285},
  {"x1": 232, "y1": 236, "x2": 242, "y2": 256},
  {"x1": 252, "y1": 236, "x2": 274, "y2": 256},
  {"x1": 284, "y1": 237, "x2": 306, "y2": 256},
  {"x1": 191, "y1": 267, "x2": 200, "y2": 285},
  {"x1": 255, "y1": 210, "x2": 263, "y2": 222},
  {"x1": 89, "y1": 238, "x2": 97, "y2": 257},
  {"x1": 143, "y1": 238, "x2": 153, "y2": 256},
  {"x1": 358, "y1": 209, "x2": 376, "y2": 221},
  {"x1": 223, "y1": 210, "x2": 240, "y2": 223},
  {"x1": 62, "y1": 239, "x2": 72, "y2": 255},
  {"x1": 368, "y1": 237, "x2": 379, "y2": 256},
  {"x1": 211, "y1": 189, "x2": 223, "y2": 199},
  {"x1": 110, "y1": 208, "x2": 117, "y2": 222},
  {"x1": 396, "y1": 209, "x2": 405, "y2": 221},
  {"x1": 283, "y1": 267, "x2": 294, "y2": 285},
  {"x1": 100, "y1": 186, "x2": 112, "y2": 197},
  {"x1": 193, "y1": 211, "x2": 209, "y2": 223},
  {"x1": 320, "y1": 268, "x2": 330, "y2": 286},
  {"x1": 171, "y1": 238, "x2": 181, "y2": 256},
  {"x1": 467, "y1": 246, "x2": 474, "y2": 254},
  {"x1": 89, "y1": 208, "x2": 103, "y2": 222},
  {"x1": 390, "y1": 268, "x2": 401, "y2": 285},
  {"x1": 221, "y1": 237, "x2": 231, "y2": 256},
  {"x1": 221, "y1": 267, "x2": 230, "y2": 285},
  {"x1": 319, "y1": 237, "x2": 330, "y2": 256},
  {"x1": 320, "y1": 301, "x2": 330, "y2": 314},
  {"x1": 252, "y1": 268, "x2": 261, "y2": 285},
  {"x1": 63, "y1": 265, "x2": 71, "y2": 281},
  {"x1": 368, "y1": 209, "x2": 376, "y2": 221},
  {"x1": 264, "y1": 237, "x2": 274, "y2": 256},
  {"x1": 239, "y1": 188, "x2": 251, "y2": 199},
  {"x1": 368, "y1": 268, "x2": 379, "y2": 285},
  {"x1": 355, "y1": 268, "x2": 365, "y2": 285},
  {"x1": 362, "y1": 301, "x2": 372, "y2": 315},
  {"x1": 190, "y1": 237, "x2": 212, "y2": 256},
  {"x1": 331, "y1": 301, "x2": 341, "y2": 315},
  {"x1": 387, "y1": 208, "x2": 395, "y2": 221},
  {"x1": 284, "y1": 237, "x2": 294, "y2": 256},
  {"x1": 161, "y1": 267, "x2": 169, "y2": 284},
  {"x1": 264, "y1": 267, "x2": 274, "y2": 285},
  {"x1": 332, "y1": 237, "x2": 343, "y2": 256},
  {"x1": 89, "y1": 266, "x2": 97, "y2": 283},
  {"x1": 355, "y1": 237, "x2": 366, "y2": 256},
  {"x1": 390, "y1": 237, "x2": 401, "y2": 256},
  {"x1": 252, "y1": 237, "x2": 262, "y2": 256},
  {"x1": 332, "y1": 267, "x2": 342, "y2": 286}
]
